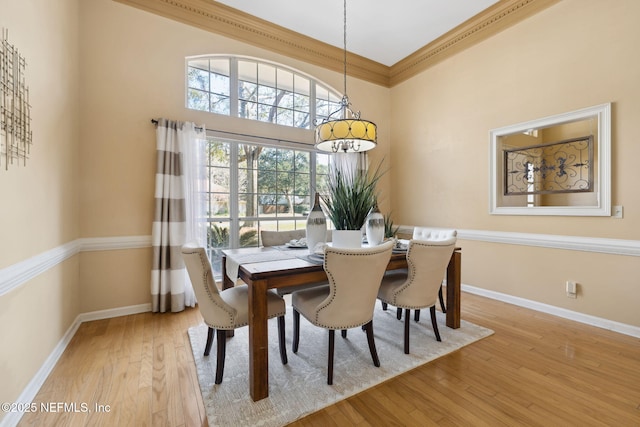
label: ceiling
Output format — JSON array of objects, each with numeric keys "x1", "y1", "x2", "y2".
[{"x1": 215, "y1": 0, "x2": 500, "y2": 66}]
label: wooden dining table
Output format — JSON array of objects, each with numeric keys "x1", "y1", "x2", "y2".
[{"x1": 221, "y1": 245, "x2": 462, "y2": 402}]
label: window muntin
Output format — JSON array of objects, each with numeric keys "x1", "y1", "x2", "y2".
[
  {"x1": 314, "y1": 83, "x2": 342, "y2": 124},
  {"x1": 187, "y1": 56, "x2": 336, "y2": 130},
  {"x1": 204, "y1": 137, "x2": 332, "y2": 277},
  {"x1": 187, "y1": 58, "x2": 230, "y2": 115}
]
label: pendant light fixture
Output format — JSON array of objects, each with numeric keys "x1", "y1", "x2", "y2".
[{"x1": 314, "y1": 0, "x2": 377, "y2": 153}]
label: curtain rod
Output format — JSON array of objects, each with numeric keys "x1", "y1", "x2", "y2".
[{"x1": 150, "y1": 119, "x2": 314, "y2": 148}]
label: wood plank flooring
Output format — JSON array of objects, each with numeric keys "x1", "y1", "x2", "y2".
[{"x1": 17, "y1": 292, "x2": 640, "y2": 426}]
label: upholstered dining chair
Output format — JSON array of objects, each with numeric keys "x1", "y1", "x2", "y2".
[
  {"x1": 291, "y1": 240, "x2": 394, "y2": 385},
  {"x1": 181, "y1": 242, "x2": 288, "y2": 384},
  {"x1": 260, "y1": 229, "x2": 306, "y2": 247},
  {"x1": 377, "y1": 238, "x2": 456, "y2": 354},
  {"x1": 381, "y1": 228, "x2": 456, "y2": 317},
  {"x1": 411, "y1": 228, "x2": 457, "y2": 315},
  {"x1": 260, "y1": 229, "x2": 329, "y2": 297}
]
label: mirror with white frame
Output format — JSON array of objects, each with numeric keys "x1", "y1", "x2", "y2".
[{"x1": 490, "y1": 103, "x2": 611, "y2": 216}]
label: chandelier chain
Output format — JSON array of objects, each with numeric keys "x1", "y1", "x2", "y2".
[
  {"x1": 343, "y1": 0, "x2": 347, "y2": 97},
  {"x1": 313, "y1": 0, "x2": 377, "y2": 153}
]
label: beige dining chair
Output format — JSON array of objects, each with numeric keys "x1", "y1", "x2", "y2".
[
  {"x1": 260, "y1": 229, "x2": 306, "y2": 247},
  {"x1": 412, "y1": 228, "x2": 457, "y2": 316},
  {"x1": 291, "y1": 240, "x2": 394, "y2": 385},
  {"x1": 260, "y1": 229, "x2": 329, "y2": 297},
  {"x1": 381, "y1": 228, "x2": 456, "y2": 318},
  {"x1": 181, "y1": 242, "x2": 288, "y2": 384},
  {"x1": 377, "y1": 238, "x2": 456, "y2": 354},
  {"x1": 260, "y1": 229, "x2": 333, "y2": 246}
]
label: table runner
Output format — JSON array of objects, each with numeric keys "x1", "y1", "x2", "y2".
[{"x1": 225, "y1": 249, "x2": 301, "y2": 284}]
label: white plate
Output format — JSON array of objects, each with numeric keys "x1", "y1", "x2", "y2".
[
  {"x1": 285, "y1": 243, "x2": 307, "y2": 249},
  {"x1": 309, "y1": 253, "x2": 324, "y2": 262}
]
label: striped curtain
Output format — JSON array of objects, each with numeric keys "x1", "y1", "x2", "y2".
[{"x1": 151, "y1": 119, "x2": 205, "y2": 313}]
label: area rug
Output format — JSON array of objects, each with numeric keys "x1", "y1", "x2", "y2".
[{"x1": 188, "y1": 307, "x2": 493, "y2": 426}]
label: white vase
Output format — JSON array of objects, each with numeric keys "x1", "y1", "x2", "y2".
[
  {"x1": 305, "y1": 192, "x2": 327, "y2": 254},
  {"x1": 332, "y1": 229, "x2": 362, "y2": 248},
  {"x1": 365, "y1": 205, "x2": 385, "y2": 246}
]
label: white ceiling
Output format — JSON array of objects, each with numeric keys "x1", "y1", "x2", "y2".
[{"x1": 216, "y1": 0, "x2": 500, "y2": 66}]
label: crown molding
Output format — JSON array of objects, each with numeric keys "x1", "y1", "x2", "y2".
[
  {"x1": 113, "y1": 0, "x2": 390, "y2": 87},
  {"x1": 389, "y1": 0, "x2": 561, "y2": 85},
  {"x1": 113, "y1": 0, "x2": 559, "y2": 88}
]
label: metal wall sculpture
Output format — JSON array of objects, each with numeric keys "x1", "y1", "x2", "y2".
[
  {"x1": 1, "y1": 28, "x2": 32, "y2": 170},
  {"x1": 504, "y1": 135, "x2": 593, "y2": 195}
]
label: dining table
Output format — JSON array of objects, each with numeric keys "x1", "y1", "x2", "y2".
[{"x1": 221, "y1": 244, "x2": 462, "y2": 402}]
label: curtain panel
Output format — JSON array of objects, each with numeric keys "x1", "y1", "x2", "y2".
[{"x1": 151, "y1": 118, "x2": 206, "y2": 313}]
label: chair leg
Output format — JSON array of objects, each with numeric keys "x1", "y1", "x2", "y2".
[
  {"x1": 327, "y1": 329, "x2": 335, "y2": 385},
  {"x1": 414, "y1": 309, "x2": 420, "y2": 322},
  {"x1": 293, "y1": 309, "x2": 300, "y2": 353},
  {"x1": 404, "y1": 309, "x2": 411, "y2": 354},
  {"x1": 439, "y1": 284, "x2": 446, "y2": 313},
  {"x1": 204, "y1": 327, "x2": 214, "y2": 356},
  {"x1": 215, "y1": 329, "x2": 227, "y2": 384},
  {"x1": 277, "y1": 315, "x2": 288, "y2": 365},
  {"x1": 364, "y1": 321, "x2": 380, "y2": 367},
  {"x1": 341, "y1": 329, "x2": 347, "y2": 338},
  {"x1": 430, "y1": 306, "x2": 441, "y2": 342},
  {"x1": 396, "y1": 307, "x2": 402, "y2": 320},
  {"x1": 382, "y1": 301, "x2": 388, "y2": 311}
]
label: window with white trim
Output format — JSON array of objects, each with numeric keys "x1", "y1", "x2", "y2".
[
  {"x1": 186, "y1": 56, "x2": 347, "y2": 277},
  {"x1": 203, "y1": 136, "x2": 333, "y2": 277},
  {"x1": 187, "y1": 56, "x2": 342, "y2": 128}
]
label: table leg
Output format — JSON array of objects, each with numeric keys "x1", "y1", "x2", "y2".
[
  {"x1": 221, "y1": 255, "x2": 233, "y2": 291},
  {"x1": 248, "y1": 278, "x2": 269, "y2": 401},
  {"x1": 220, "y1": 255, "x2": 235, "y2": 338},
  {"x1": 446, "y1": 249, "x2": 461, "y2": 329}
]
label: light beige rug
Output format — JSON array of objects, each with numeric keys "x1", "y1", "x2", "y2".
[{"x1": 188, "y1": 307, "x2": 493, "y2": 426}]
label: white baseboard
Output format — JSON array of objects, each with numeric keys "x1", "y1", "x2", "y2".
[
  {"x1": 0, "y1": 313, "x2": 82, "y2": 427},
  {"x1": 461, "y1": 283, "x2": 640, "y2": 338},
  {"x1": 2, "y1": 232, "x2": 639, "y2": 427},
  {"x1": 0, "y1": 304, "x2": 152, "y2": 427},
  {"x1": 78, "y1": 303, "x2": 152, "y2": 322}
]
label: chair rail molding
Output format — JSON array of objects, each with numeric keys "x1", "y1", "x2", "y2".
[
  {"x1": 0, "y1": 236, "x2": 152, "y2": 297},
  {"x1": 0, "y1": 241, "x2": 80, "y2": 297},
  {"x1": 397, "y1": 225, "x2": 640, "y2": 257},
  {"x1": 457, "y1": 229, "x2": 640, "y2": 257},
  {"x1": 79, "y1": 235, "x2": 152, "y2": 251},
  {"x1": 2, "y1": 230, "x2": 637, "y2": 298}
]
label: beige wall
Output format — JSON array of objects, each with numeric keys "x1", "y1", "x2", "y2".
[
  {"x1": 2, "y1": 0, "x2": 639, "y2": 416},
  {"x1": 390, "y1": 0, "x2": 640, "y2": 326},
  {"x1": 77, "y1": 0, "x2": 391, "y2": 313},
  {"x1": 0, "y1": 0, "x2": 80, "y2": 414}
]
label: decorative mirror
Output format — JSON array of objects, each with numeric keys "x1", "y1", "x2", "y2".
[{"x1": 490, "y1": 103, "x2": 611, "y2": 216}]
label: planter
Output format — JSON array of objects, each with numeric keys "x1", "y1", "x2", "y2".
[{"x1": 331, "y1": 229, "x2": 362, "y2": 248}]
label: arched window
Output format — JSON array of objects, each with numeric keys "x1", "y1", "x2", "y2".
[
  {"x1": 186, "y1": 56, "x2": 346, "y2": 277},
  {"x1": 186, "y1": 55, "x2": 342, "y2": 129}
]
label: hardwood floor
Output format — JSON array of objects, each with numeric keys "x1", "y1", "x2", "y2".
[{"x1": 18, "y1": 292, "x2": 640, "y2": 426}]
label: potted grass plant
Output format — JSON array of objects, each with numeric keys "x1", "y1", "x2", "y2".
[
  {"x1": 383, "y1": 212, "x2": 400, "y2": 239},
  {"x1": 320, "y1": 161, "x2": 385, "y2": 248}
]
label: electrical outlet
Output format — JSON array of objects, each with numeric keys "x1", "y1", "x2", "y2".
[
  {"x1": 566, "y1": 281, "x2": 577, "y2": 298},
  {"x1": 612, "y1": 205, "x2": 623, "y2": 218}
]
